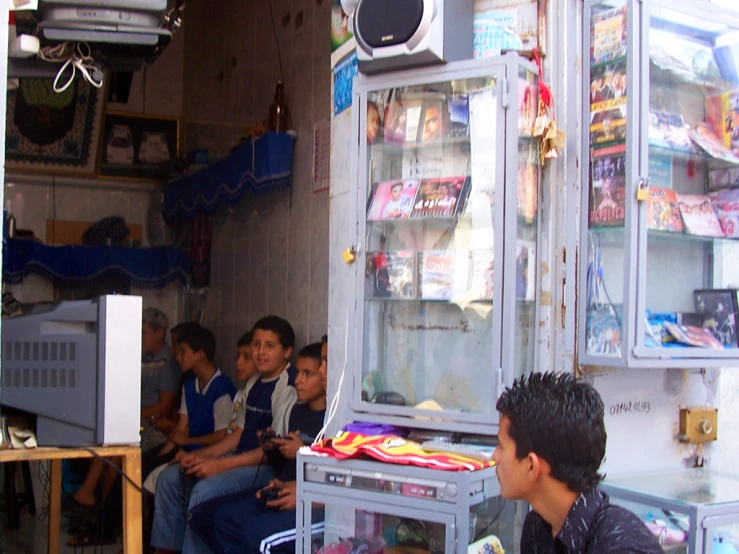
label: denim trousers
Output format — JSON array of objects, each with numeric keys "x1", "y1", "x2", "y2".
[{"x1": 150, "y1": 460, "x2": 274, "y2": 552}]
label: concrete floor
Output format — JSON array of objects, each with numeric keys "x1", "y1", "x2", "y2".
[{"x1": 2, "y1": 509, "x2": 123, "y2": 553}]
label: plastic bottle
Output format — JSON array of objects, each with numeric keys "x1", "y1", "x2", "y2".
[{"x1": 268, "y1": 81, "x2": 288, "y2": 133}]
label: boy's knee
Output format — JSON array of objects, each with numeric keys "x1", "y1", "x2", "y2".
[{"x1": 156, "y1": 466, "x2": 182, "y2": 496}]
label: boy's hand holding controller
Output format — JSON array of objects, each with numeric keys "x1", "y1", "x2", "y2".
[
  {"x1": 272, "y1": 432, "x2": 304, "y2": 460},
  {"x1": 258, "y1": 479, "x2": 297, "y2": 512},
  {"x1": 258, "y1": 428, "x2": 282, "y2": 451}
]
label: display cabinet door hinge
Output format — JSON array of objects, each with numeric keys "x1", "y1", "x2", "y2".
[
  {"x1": 495, "y1": 367, "x2": 504, "y2": 399},
  {"x1": 501, "y1": 77, "x2": 509, "y2": 108}
]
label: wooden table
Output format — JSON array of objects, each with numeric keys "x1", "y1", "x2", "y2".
[{"x1": 0, "y1": 445, "x2": 142, "y2": 554}]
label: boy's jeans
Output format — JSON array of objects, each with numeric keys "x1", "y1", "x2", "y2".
[{"x1": 150, "y1": 461, "x2": 274, "y2": 552}]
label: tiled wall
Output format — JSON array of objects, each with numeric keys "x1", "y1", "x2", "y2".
[{"x1": 181, "y1": 0, "x2": 332, "y2": 374}]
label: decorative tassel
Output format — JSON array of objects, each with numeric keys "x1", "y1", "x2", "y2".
[{"x1": 532, "y1": 49, "x2": 566, "y2": 163}]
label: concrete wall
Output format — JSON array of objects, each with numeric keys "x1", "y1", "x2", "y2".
[{"x1": 180, "y1": 0, "x2": 332, "y2": 375}]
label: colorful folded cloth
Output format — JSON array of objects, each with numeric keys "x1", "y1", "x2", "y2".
[{"x1": 311, "y1": 431, "x2": 496, "y2": 472}]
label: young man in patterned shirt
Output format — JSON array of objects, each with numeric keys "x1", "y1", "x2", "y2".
[{"x1": 493, "y1": 373, "x2": 662, "y2": 554}]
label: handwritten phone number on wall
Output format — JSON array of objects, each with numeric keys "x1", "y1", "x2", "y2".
[{"x1": 609, "y1": 401, "x2": 651, "y2": 416}]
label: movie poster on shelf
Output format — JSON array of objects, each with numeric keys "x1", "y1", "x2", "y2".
[
  {"x1": 371, "y1": 251, "x2": 417, "y2": 300},
  {"x1": 676, "y1": 194, "x2": 724, "y2": 237},
  {"x1": 709, "y1": 168, "x2": 739, "y2": 191},
  {"x1": 469, "y1": 250, "x2": 495, "y2": 301},
  {"x1": 410, "y1": 177, "x2": 468, "y2": 219},
  {"x1": 648, "y1": 112, "x2": 693, "y2": 152},
  {"x1": 694, "y1": 289, "x2": 738, "y2": 348},
  {"x1": 590, "y1": 6, "x2": 626, "y2": 66},
  {"x1": 647, "y1": 187, "x2": 683, "y2": 233},
  {"x1": 589, "y1": 58, "x2": 626, "y2": 105},
  {"x1": 705, "y1": 89, "x2": 739, "y2": 155},
  {"x1": 690, "y1": 123, "x2": 739, "y2": 165},
  {"x1": 590, "y1": 97, "x2": 627, "y2": 145},
  {"x1": 709, "y1": 188, "x2": 739, "y2": 237},
  {"x1": 420, "y1": 250, "x2": 470, "y2": 301},
  {"x1": 367, "y1": 179, "x2": 420, "y2": 221},
  {"x1": 589, "y1": 146, "x2": 626, "y2": 227}
]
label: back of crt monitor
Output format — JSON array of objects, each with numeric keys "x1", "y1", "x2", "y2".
[{"x1": 0, "y1": 295, "x2": 142, "y2": 447}]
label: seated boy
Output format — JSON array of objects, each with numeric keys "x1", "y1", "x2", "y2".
[
  {"x1": 187, "y1": 341, "x2": 327, "y2": 553},
  {"x1": 67, "y1": 324, "x2": 234, "y2": 547},
  {"x1": 149, "y1": 321, "x2": 204, "y2": 439},
  {"x1": 494, "y1": 373, "x2": 662, "y2": 554},
  {"x1": 151, "y1": 316, "x2": 298, "y2": 554}
]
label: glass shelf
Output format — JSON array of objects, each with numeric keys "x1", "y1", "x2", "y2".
[
  {"x1": 589, "y1": 227, "x2": 738, "y2": 245},
  {"x1": 370, "y1": 136, "x2": 472, "y2": 154},
  {"x1": 648, "y1": 144, "x2": 739, "y2": 169}
]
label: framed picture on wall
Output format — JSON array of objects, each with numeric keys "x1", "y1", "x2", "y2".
[
  {"x1": 98, "y1": 111, "x2": 179, "y2": 181},
  {"x1": 5, "y1": 77, "x2": 105, "y2": 175}
]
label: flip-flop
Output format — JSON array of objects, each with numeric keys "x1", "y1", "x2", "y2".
[
  {"x1": 66, "y1": 519, "x2": 93, "y2": 536},
  {"x1": 66, "y1": 531, "x2": 115, "y2": 547}
]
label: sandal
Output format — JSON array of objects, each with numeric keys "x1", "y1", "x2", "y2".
[
  {"x1": 66, "y1": 530, "x2": 115, "y2": 547},
  {"x1": 66, "y1": 518, "x2": 93, "y2": 536}
]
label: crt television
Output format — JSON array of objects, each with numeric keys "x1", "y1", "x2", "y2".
[{"x1": 1, "y1": 295, "x2": 142, "y2": 447}]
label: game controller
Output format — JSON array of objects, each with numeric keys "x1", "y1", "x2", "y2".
[
  {"x1": 259, "y1": 429, "x2": 283, "y2": 446},
  {"x1": 259, "y1": 486, "x2": 282, "y2": 509}
]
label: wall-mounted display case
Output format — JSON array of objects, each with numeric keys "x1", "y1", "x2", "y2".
[
  {"x1": 349, "y1": 53, "x2": 541, "y2": 434},
  {"x1": 580, "y1": 0, "x2": 739, "y2": 368}
]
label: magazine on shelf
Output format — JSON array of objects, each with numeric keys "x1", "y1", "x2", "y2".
[
  {"x1": 367, "y1": 179, "x2": 420, "y2": 221},
  {"x1": 648, "y1": 111, "x2": 694, "y2": 152},
  {"x1": 419, "y1": 250, "x2": 470, "y2": 301},
  {"x1": 589, "y1": 148, "x2": 626, "y2": 227},
  {"x1": 590, "y1": 7, "x2": 626, "y2": 66},
  {"x1": 371, "y1": 251, "x2": 417, "y2": 300},
  {"x1": 663, "y1": 321, "x2": 724, "y2": 349},
  {"x1": 585, "y1": 304, "x2": 623, "y2": 356},
  {"x1": 590, "y1": 97, "x2": 627, "y2": 145},
  {"x1": 694, "y1": 289, "x2": 739, "y2": 348},
  {"x1": 469, "y1": 250, "x2": 495, "y2": 301},
  {"x1": 410, "y1": 177, "x2": 469, "y2": 218},
  {"x1": 676, "y1": 194, "x2": 724, "y2": 237},
  {"x1": 709, "y1": 187, "x2": 739, "y2": 238},
  {"x1": 690, "y1": 123, "x2": 739, "y2": 165},
  {"x1": 647, "y1": 187, "x2": 683, "y2": 232},
  {"x1": 709, "y1": 168, "x2": 739, "y2": 191}
]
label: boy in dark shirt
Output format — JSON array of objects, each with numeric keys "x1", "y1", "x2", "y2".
[
  {"x1": 494, "y1": 373, "x2": 662, "y2": 554},
  {"x1": 186, "y1": 342, "x2": 327, "y2": 554}
]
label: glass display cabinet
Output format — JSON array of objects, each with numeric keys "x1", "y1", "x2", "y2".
[
  {"x1": 580, "y1": 0, "x2": 739, "y2": 368},
  {"x1": 350, "y1": 53, "x2": 541, "y2": 434},
  {"x1": 601, "y1": 468, "x2": 739, "y2": 554},
  {"x1": 296, "y1": 453, "x2": 512, "y2": 554}
]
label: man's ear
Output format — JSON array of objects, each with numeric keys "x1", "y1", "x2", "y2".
[{"x1": 526, "y1": 452, "x2": 544, "y2": 483}]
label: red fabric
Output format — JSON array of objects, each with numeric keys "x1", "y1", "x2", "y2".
[{"x1": 311, "y1": 432, "x2": 495, "y2": 472}]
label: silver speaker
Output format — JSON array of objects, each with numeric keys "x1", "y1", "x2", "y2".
[{"x1": 353, "y1": 0, "x2": 474, "y2": 75}]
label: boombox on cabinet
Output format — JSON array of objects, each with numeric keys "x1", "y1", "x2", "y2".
[{"x1": 352, "y1": 0, "x2": 474, "y2": 75}]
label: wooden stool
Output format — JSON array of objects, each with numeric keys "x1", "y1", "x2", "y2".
[{"x1": 3, "y1": 460, "x2": 36, "y2": 529}]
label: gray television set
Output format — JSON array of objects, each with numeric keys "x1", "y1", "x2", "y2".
[{"x1": 1, "y1": 295, "x2": 142, "y2": 447}]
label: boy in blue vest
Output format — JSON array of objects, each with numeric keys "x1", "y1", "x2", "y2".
[
  {"x1": 151, "y1": 315, "x2": 297, "y2": 554},
  {"x1": 185, "y1": 340, "x2": 327, "y2": 553}
]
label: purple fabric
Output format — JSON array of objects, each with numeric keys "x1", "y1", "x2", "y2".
[{"x1": 341, "y1": 422, "x2": 409, "y2": 437}]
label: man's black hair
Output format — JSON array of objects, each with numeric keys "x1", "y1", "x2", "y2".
[
  {"x1": 496, "y1": 372, "x2": 607, "y2": 493},
  {"x1": 252, "y1": 316, "x2": 295, "y2": 349},
  {"x1": 171, "y1": 322, "x2": 202, "y2": 342},
  {"x1": 297, "y1": 342, "x2": 323, "y2": 363},
  {"x1": 177, "y1": 326, "x2": 216, "y2": 362},
  {"x1": 237, "y1": 331, "x2": 252, "y2": 348}
]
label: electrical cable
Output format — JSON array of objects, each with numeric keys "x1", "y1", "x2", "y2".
[
  {"x1": 78, "y1": 448, "x2": 144, "y2": 495},
  {"x1": 312, "y1": 309, "x2": 349, "y2": 446},
  {"x1": 268, "y1": 0, "x2": 285, "y2": 84},
  {"x1": 37, "y1": 42, "x2": 104, "y2": 93},
  {"x1": 473, "y1": 499, "x2": 507, "y2": 542}
]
